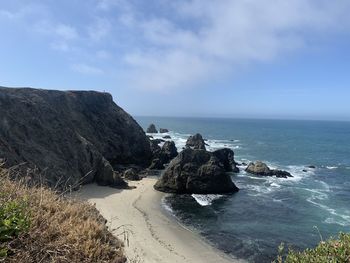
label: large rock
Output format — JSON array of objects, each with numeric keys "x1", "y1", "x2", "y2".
[
  {"x1": 0, "y1": 87, "x2": 153, "y2": 188},
  {"x1": 186, "y1": 133, "x2": 206, "y2": 150},
  {"x1": 149, "y1": 141, "x2": 178, "y2": 170},
  {"x1": 212, "y1": 148, "x2": 239, "y2": 173},
  {"x1": 245, "y1": 161, "x2": 292, "y2": 178},
  {"x1": 146, "y1": 124, "x2": 158, "y2": 133},
  {"x1": 123, "y1": 168, "x2": 141, "y2": 181},
  {"x1": 154, "y1": 148, "x2": 239, "y2": 194}
]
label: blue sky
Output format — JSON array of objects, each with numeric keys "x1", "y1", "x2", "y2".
[{"x1": 1, "y1": 0, "x2": 350, "y2": 120}]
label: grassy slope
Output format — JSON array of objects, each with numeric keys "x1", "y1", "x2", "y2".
[{"x1": 0, "y1": 167, "x2": 126, "y2": 263}]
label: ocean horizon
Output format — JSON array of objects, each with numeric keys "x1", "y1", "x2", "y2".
[{"x1": 136, "y1": 116, "x2": 350, "y2": 262}]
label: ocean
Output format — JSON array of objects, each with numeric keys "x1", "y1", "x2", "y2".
[{"x1": 136, "y1": 116, "x2": 350, "y2": 262}]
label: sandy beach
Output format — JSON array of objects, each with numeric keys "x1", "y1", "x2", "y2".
[{"x1": 79, "y1": 177, "x2": 243, "y2": 263}]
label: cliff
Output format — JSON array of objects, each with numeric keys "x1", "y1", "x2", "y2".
[{"x1": 0, "y1": 87, "x2": 152, "y2": 188}]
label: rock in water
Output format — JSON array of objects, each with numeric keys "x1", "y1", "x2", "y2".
[
  {"x1": 146, "y1": 124, "x2": 158, "y2": 133},
  {"x1": 159, "y1": 128, "x2": 169, "y2": 133},
  {"x1": 154, "y1": 148, "x2": 239, "y2": 194},
  {"x1": 245, "y1": 161, "x2": 292, "y2": 178},
  {"x1": 0, "y1": 87, "x2": 152, "y2": 188},
  {"x1": 186, "y1": 133, "x2": 206, "y2": 150},
  {"x1": 212, "y1": 148, "x2": 239, "y2": 173}
]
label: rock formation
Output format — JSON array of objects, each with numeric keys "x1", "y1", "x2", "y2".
[
  {"x1": 154, "y1": 148, "x2": 239, "y2": 194},
  {"x1": 146, "y1": 124, "x2": 158, "y2": 133},
  {"x1": 186, "y1": 133, "x2": 206, "y2": 150},
  {"x1": 0, "y1": 87, "x2": 152, "y2": 188},
  {"x1": 123, "y1": 168, "x2": 140, "y2": 181},
  {"x1": 149, "y1": 141, "x2": 178, "y2": 170},
  {"x1": 159, "y1": 128, "x2": 169, "y2": 133},
  {"x1": 212, "y1": 148, "x2": 239, "y2": 173},
  {"x1": 245, "y1": 161, "x2": 292, "y2": 178}
]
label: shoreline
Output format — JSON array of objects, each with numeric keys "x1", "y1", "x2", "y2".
[{"x1": 78, "y1": 177, "x2": 243, "y2": 263}]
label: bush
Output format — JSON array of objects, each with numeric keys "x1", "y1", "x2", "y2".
[
  {"x1": 276, "y1": 233, "x2": 350, "y2": 263},
  {"x1": 0, "y1": 167, "x2": 126, "y2": 262}
]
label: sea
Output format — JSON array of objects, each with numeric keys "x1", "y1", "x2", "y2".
[{"x1": 136, "y1": 116, "x2": 350, "y2": 262}]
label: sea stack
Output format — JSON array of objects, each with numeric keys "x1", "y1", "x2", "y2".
[
  {"x1": 147, "y1": 124, "x2": 158, "y2": 133},
  {"x1": 154, "y1": 148, "x2": 239, "y2": 194}
]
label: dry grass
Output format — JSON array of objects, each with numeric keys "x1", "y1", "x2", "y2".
[{"x1": 0, "y1": 167, "x2": 126, "y2": 263}]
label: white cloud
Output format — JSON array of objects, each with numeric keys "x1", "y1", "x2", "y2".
[
  {"x1": 120, "y1": 0, "x2": 350, "y2": 91},
  {"x1": 55, "y1": 24, "x2": 78, "y2": 40},
  {"x1": 71, "y1": 63, "x2": 104, "y2": 75},
  {"x1": 88, "y1": 18, "x2": 111, "y2": 41}
]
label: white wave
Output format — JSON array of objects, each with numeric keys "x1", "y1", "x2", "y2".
[
  {"x1": 270, "y1": 182, "x2": 281, "y2": 188},
  {"x1": 161, "y1": 196, "x2": 174, "y2": 214},
  {"x1": 325, "y1": 217, "x2": 350, "y2": 227},
  {"x1": 191, "y1": 194, "x2": 223, "y2": 206},
  {"x1": 326, "y1": 166, "x2": 338, "y2": 170}
]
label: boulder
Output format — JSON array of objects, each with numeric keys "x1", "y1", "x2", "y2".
[
  {"x1": 154, "y1": 149, "x2": 239, "y2": 194},
  {"x1": 149, "y1": 141, "x2": 178, "y2": 170},
  {"x1": 159, "y1": 128, "x2": 169, "y2": 133},
  {"x1": 163, "y1": 135, "x2": 171, "y2": 139},
  {"x1": 0, "y1": 87, "x2": 152, "y2": 189},
  {"x1": 307, "y1": 165, "x2": 316, "y2": 169},
  {"x1": 123, "y1": 168, "x2": 141, "y2": 181},
  {"x1": 186, "y1": 133, "x2": 206, "y2": 150},
  {"x1": 147, "y1": 124, "x2": 158, "y2": 133},
  {"x1": 212, "y1": 148, "x2": 239, "y2": 173},
  {"x1": 245, "y1": 161, "x2": 292, "y2": 178}
]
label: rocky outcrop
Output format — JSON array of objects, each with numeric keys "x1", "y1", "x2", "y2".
[
  {"x1": 212, "y1": 148, "x2": 239, "y2": 173},
  {"x1": 159, "y1": 128, "x2": 169, "y2": 133},
  {"x1": 0, "y1": 87, "x2": 152, "y2": 188},
  {"x1": 149, "y1": 141, "x2": 178, "y2": 170},
  {"x1": 154, "y1": 148, "x2": 239, "y2": 194},
  {"x1": 123, "y1": 168, "x2": 140, "y2": 181},
  {"x1": 245, "y1": 161, "x2": 292, "y2": 178},
  {"x1": 146, "y1": 124, "x2": 158, "y2": 133},
  {"x1": 186, "y1": 133, "x2": 206, "y2": 150}
]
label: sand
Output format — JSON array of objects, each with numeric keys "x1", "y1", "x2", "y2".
[{"x1": 78, "y1": 177, "x2": 244, "y2": 263}]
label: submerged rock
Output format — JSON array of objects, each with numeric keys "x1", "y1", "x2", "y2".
[
  {"x1": 186, "y1": 133, "x2": 206, "y2": 150},
  {"x1": 163, "y1": 135, "x2": 171, "y2": 139},
  {"x1": 146, "y1": 124, "x2": 158, "y2": 133},
  {"x1": 0, "y1": 87, "x2": 152, "y2": 189},
  {"x1": 154, "y1": 148, "x2": 239, "y2": 194},
  {"x1": 159, "y1": 128, "x2": 169, "y2": 133},
  {"x1": 307, "y1": 165, "x2": 316, "y2": 169},
  {"x1": 245, "y1": 161, "x2": 292, "y2": 178}
]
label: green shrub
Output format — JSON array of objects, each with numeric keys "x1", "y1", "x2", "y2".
[
  {"x1": 276, "y1": 233, "x2": 350, "y2": 263},
  {"x1": 0, "y1": 199, "x2": 30, "y2": 258}
]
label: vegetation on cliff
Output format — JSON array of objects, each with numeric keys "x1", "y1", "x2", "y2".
[
  {"x1": 0, "y1": 167, "x2": 126, "y2": 263},
  {"x1": 276, "y1": 233, "x2": 350, "y2": 263}
]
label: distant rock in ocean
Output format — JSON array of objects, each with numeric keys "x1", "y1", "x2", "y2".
[
  {"x1": 0, "y1": 87, "x2": 152, "y2": 189},
  {"x1": 154, "y1": 148, "x2": 239, "y2": 194},
  {"x1": 146, "y1": 123, "x2": 158, "y2": 133},
  {"x1": 186, "y1": 133, "x2": 206, "y2": 150},
  {"x1": 159, "y1": 128, "x2": 169, "y2": 133},
  {"x1": 245, "y1": 161, "x2": 293, "y2": 178}
]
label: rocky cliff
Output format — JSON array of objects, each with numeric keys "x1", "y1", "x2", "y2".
[{"x1": 0, "y1": 87, "x2": 152, "y2": 188}]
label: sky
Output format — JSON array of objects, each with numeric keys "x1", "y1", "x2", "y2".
[{"x1": 1, "y1": 0, "x2": 350, "y2": 121}]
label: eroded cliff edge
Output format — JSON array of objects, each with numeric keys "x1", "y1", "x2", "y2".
[{"x1": 0, "y1": 87, "x2": 152, "y2": 188}]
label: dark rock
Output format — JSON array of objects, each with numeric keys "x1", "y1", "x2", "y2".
[
  {"x1": 245, "y1": 161, "x2": 292, "y2": 178},
  {"x1": 149, "y1": 141, "x2": 178, "y2": 170},
  {"x1": 159, "y1": 128, "x2": 169, "y2": 133},
  {"x1": 186, "y1": 133, "x2": 206, "y2": 150},
  {"x1": 0, "y1": 87, "x2": 152, "y2": 189},
  {"x1": 146, "y1": 124, "x2": 158, "y2": 133},
  {"x1": 212, "y1": 148, "x2": 239, "y2": 173},
  {"x1": 154, "y1": 148, "x2": 239, "y2": 194},
  {"x1": 152, "y1": 138, "x2": 165, "y2": 144},
  {"x1": 147, "y1": 135, "x2": 154, "y2": 139},
  {"x1": 307, "y1": 165, "x2": 316, "y2": 169},
  {"x1": 302, "y1": 169, "x2": 308, "y2": 172},
  {"x1": 123, "y1": 168, "x2": 141, "y2": 181},
  {"x1": 163, "y1": 135, "x2": 171, "y2": 139},
  {"x1": 148, "y1": 158, "x2": 165, "y2": 170}
]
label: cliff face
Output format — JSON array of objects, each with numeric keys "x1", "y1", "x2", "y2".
[{"x1": 0, "y1": 87, "x2": 152, "y2": 188}]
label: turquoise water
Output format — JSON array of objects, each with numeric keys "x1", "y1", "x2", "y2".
[{"x1": 136, "y1": 116, "x2": 350, "y2": 262}]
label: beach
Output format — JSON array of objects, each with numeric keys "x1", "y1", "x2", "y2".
[{"x1": 79, "y1": 177, "x2": 241, "y2": 263}]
